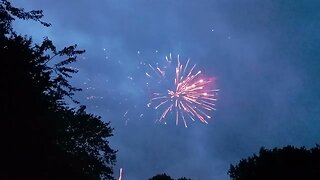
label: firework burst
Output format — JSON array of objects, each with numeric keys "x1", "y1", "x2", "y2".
[{"x1": 147, "y1": 54, "x2": 219, "y2": 127}]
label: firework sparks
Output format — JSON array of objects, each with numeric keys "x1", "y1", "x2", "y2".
[
  {"x1": 147, "y1": 54, "x2": 218, "y2": 127},
  {"x1": 118, "y1": 168, "x2": 123, "y2": 180}
]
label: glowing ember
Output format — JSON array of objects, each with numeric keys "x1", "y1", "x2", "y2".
[{"x1": 118, "y1": 168, "x2": 123, "y2": 180}]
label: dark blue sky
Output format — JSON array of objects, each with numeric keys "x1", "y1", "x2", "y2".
[{"x1": 12, "y1": 0, "x2": 320, "y2": 179}]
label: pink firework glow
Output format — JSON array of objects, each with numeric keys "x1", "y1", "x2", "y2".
[
  {"x1": 147, "y1": 54, "x2": 219, "y2": 127},
  {"x1": 118, "y1": 168, "x2": 123, "y2": 180}
]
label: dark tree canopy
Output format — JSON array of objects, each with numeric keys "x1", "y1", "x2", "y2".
[
  {"x1": 177, "y1": 177, "x2": 192, "y2": 180},
  {"x1": 149, "y1": 173, "x2": 191, "y2": 180},
  {"x1": 149, "y1": 173, "x2": 174, "y2": 180},
  {"x1": 228, "y1": 145, "x2": 320, "y2": 180},
  {"x1": 1, "y1": 0, "x2": 116, "y2": 179}
]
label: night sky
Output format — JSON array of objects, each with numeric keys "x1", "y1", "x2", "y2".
[{"x1": 12, "y1": 0, "x2": 320, "y2": 179}]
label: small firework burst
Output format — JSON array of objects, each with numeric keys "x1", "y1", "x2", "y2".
[{"x1": 147, "y1": 54, "x2": 219, "y2": 127}]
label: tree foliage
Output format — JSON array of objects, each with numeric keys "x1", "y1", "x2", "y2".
[
  {"x1": 0, "y1": 0, "x2": 116, "y2": 179},
  {"x1": 177, "y1": 178, "x2": 191, "y2": 180},
  {"x1": 228, "y1": 145, "x2": 320, "y2": 180},
  {"x1": 149, "y1": 173, "x2": 191, "y2": 180},
  {"x1": 149, "y1": 173, "x2": 174, "y2": 180}
]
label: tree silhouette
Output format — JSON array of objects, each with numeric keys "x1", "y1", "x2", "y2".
[
  {"x1": 149, "y1": 173, "x2": 174, "y2": 180},
  {"x1": 177, "y1": 177, "x2": 191, "y2": 180},
  {"x1": 228, "y1": 145, "x2": 320, "y2": 180},
  {"x1": 1, "y1": 1, "x2": 116, "y2": 179},
  {"x1": 149, "y1": 173, "x2": 191, "y2": 180}
]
